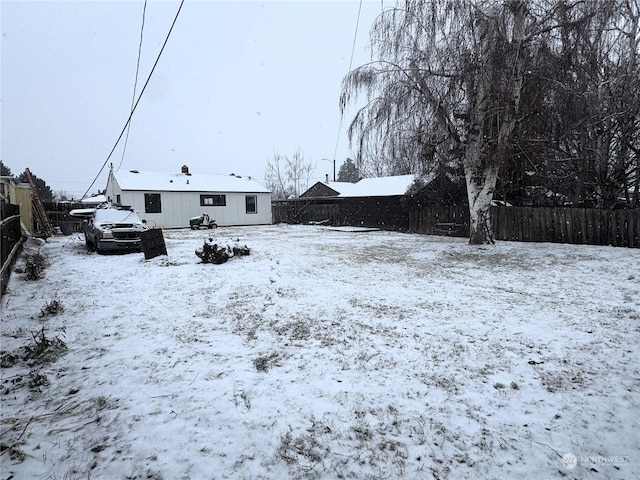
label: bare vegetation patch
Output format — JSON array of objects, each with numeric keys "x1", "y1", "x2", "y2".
[
  {"x1": 276, "y1": 420, "x2": 332, "y2": 469},
  {"x1": 538, "y1": 368, "x2": 587, "y2": 393},
  {"x1": 253, "y1": 351, "x2": 281, "y2": 372},
  {"x1": 1, "y1": 323, "x2": 67, "y2": 368},
  {"x1": 25, "y1": 324, "x2": 67, "y2": 365},
  {"x1": 39, "y1": 299, "x2": 64, "y2": 317},
  {"x1": 276, "y1": 319, "x2": 312, "y2": 342}
]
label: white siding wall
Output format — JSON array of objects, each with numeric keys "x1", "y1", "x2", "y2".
[{"x1": 116, "y1": 190, "x2": 271, "y2": 228}]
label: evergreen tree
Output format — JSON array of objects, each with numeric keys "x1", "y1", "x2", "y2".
[
  {"x1": 0, "y1": 160, "x2": 12, "y2": 177},
  {"x1": 337, "y1": 158, "x2": 361, "y2": 183},
  {"x1": 17, "y1": 170, "x2": 54, "y2": 202}
]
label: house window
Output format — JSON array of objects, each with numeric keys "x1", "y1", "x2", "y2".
[
  {"x1": 145, "y1": 193, "x2": 162, "y2": 213},
  {"x1": 116, "y1": 194, "x2": 121, "y2": 204},
  {"x1": 245, "y1": 195, "x2": 257, "y2": 214},
  {"x1": 200, "y1": 194, "x2": 226, "y2": 206}
]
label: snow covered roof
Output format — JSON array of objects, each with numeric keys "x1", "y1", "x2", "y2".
[
  {"x1": 338, "y1": 175, "x2": 416, "y2": 197},
  {"x1": 80, "y1": 194, "x2": 107, "y2": 204},
  {"x1": 112, "y1": 170, "x2": 270, "y2": 193},
  {"x1": 323, "y1": 181, "x2": 360, "y2": 196}
]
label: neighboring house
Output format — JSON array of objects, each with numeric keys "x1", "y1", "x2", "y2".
[
  {"x1": 105, "y1": 166, "x2": 272, "y2": 229},
  {"x1": 300, "y1": 180, "x2": 360, "y2": 198},
  {"x1": 0, "y1": 176, "x2": 34, "y2": 235},
  {"x1": 284, "y1": 175, "x2": 418, "y2": 230},
  {"x1": 300, "y1": 175, "x2": 416, "y2": 199}
]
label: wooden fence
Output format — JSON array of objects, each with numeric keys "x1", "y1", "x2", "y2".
[
  {"x1": 1, "y1": 202, "x2": 24, "y2": 294},
  {"x1": 273, "y1": 199, "x2": 639, "y2": 248},
  {"x1": 273, "y1": 197, "x2": 410, "y2": 231},
  {"x1": 409, "y1": 205, "x2": 639, "y2": 247},
  {"x1": 490, "y1": 206, "x2": 639, "y2": 247},
  {"x1": 44, "y1": 202, "x2": 87, "y2": 234}
]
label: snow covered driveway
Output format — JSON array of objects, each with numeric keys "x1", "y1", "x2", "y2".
[{"x1": 2, "y1": 224, "x2": 639, "y2": 479}]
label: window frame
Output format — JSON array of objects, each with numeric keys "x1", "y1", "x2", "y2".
[
  {"x1": 245, "y1": 195, "x2": 258, "y2": 214},
  {"x1": 144, "y1": 193, "x2": 162, "y2": 214},
  {"x1": 200, "y1": 194, "x2": 226, "y2": 207}
]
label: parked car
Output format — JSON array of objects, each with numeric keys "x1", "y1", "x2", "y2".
[{"x1": 72, "y1": 207, "x2": 147, "y2": 253}]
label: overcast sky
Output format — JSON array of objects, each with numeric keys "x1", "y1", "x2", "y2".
[{"x1": 1, "y1": 0, "x2": 384, "y2": 199}]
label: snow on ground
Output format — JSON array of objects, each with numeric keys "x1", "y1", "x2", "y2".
[{"x1": 1, "y1": 224, "x2": 639, "y2": 480}]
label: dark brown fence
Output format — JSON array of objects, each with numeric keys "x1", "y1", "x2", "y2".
[
  {"x1": 272, "y1": 199, "x2": 340, "y2": 225},
  {"x1": 408, "y1": 205, "x2": 470, "y2": 236},
  {"x1": 45, "y1": 202, "x2": 87, "y2": 234},
  {"x1": 273, "y1": 197, "x2": 410, "y2": 231},
  {"x1": 490, "y1": 206, "x2": 639, "y2": 247},
  {"x1": 1, "y1": 202, "x2": 23, "y2": 294},
  {"x1": 273, "y1": 199, "x2": 640, "y2": 247},
  {"x1": 408, "y1": 204, "x2": 639, "y2": 247}
]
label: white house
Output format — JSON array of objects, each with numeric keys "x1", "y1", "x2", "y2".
[{"x1": 105, "y1": 166, "x2": 272, "y2": 228}]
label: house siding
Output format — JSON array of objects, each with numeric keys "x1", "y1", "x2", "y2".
[
  {"x1": 106, "y1": 174, "x2": 271, "y2": 228},
  {"x1": 0, "y1": 178, "x2": 34, "y2": 235}
]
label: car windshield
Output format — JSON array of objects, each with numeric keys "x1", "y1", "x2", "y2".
[{"x1": 94, "y1": 209, "x2": 142, "y2": 225}]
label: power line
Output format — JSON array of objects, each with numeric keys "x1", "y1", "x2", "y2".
[
  {"x1": 82, "y1": 0, "x2": 185, "y2": 199},
  {"x1": 117, "y1": 0, "x2": 148, "y2": 173},
  {"x1": 331, "y1": 0, "x2": 364, "y2": 171}
]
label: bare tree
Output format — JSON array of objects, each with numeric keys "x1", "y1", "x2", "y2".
[
  {"x1": 519, "y1": 0, "x2": 640, "y2": 208},
  {"x1": 342, "y1": 0, "x2": 530, "y2": 243},
  {"x1": 341, "y1": 0, "x2": 632, "y2": 242},
  {"x1": 264, "y1": 148, "x2": 316, "y2": 200},
  {"x1": 264, "y1": 152, "x2": 289, "y2": 200}
]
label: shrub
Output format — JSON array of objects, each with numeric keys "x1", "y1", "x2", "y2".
[{"x1": 25, "y1": 252, "x2": 46, "y2": 280}]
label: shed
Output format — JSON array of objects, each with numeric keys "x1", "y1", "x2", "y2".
[{"x1": 105, "y1": 166, "x2": 272, "y2": 228}]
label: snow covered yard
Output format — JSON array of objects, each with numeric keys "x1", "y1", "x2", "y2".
[{"x1": 1, "y1": 224, "x2": 639, "y2": 480}]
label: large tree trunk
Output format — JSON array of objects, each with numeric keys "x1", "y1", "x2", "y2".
[
  {"x1": 466, "y1": 164, "x2": 499, "y2": 245},
  {"x1": 463, "y1": 0, "x2": 527, "y2": 245}
]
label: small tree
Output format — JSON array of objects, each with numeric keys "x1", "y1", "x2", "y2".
[
  {"x1": 337, "y1": 158, "x2": 361, "y2": 183},
  {"x1": 264, "y1": 148, "x2": 316, "y2": 199},
  {"x1": 54, "y1": 191, "x2": 71, "y2": 202}
]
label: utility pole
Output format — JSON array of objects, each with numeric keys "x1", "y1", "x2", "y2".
[{"x1": 322, "y1": 158, "x2": 336, "y2": 182}]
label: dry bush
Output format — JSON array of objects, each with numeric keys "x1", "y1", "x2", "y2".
[
  {"x1": 25, "y1": 252, "x2": 46, "y2": 280},
  {"x1": 25, "y1": 324, "x2": 67, "y2": 364},
  {"x1": 39, "y1": 299, "x2": 64, "y2": 317}
]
